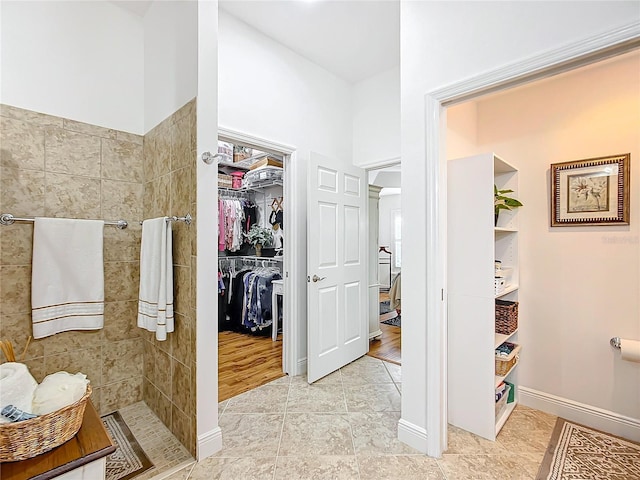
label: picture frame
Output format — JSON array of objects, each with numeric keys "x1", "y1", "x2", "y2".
[{"x1": 551, "y1": 153, "x2": 630, "y2": 226}]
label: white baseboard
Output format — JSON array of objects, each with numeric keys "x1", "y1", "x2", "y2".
[
  {"x1": 519, "y1": 386, "x2": 640, "y2": 442},
  {"x1": 295, "y1": 357, "x2": 307, "y2": 376},
  {"x1": 197, "y1": 427, "x2": 222, "y2": 460},
  {"x1": 398, "y1": 418, "x2": 428, "y2": 454}
]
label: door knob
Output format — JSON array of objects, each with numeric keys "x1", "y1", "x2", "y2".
[{"x1": 312, "y1": 275, "x2": 326, "y2": 283}]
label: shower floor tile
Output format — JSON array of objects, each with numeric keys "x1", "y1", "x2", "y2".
[{"x1": 118, "y1": 401, "x2": 194, "y2": 480}]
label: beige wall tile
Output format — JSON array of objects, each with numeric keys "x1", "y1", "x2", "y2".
[
  {"x1": 0, "y1": 313, "x2": 44, "y2": 359},
  {"x1": 171, "y1": 358, "x2": 192, "y2": 416},
  {"x1": 0, "y1": 117, "x2": 45, "y2": 170},
  {"x1": 116, "y1": 131, "x2": 143, "y2": 146},
  {"x1": 171, "y1": 404, "x2": 193, "y2": 456},
  {"x1": 172, "y1": 223, "x2": 190, "y2": 267},
  {"x1": 23, "y1": 357, "x2": 46, "y2": 382},
  {"x1": 104, "y1": 225, "x2": 141, "y2": 262},
  {"x1": 0, "y1": 167, "x2": 45, "y2": 216},
  {"x1": 104, "y1": 301, "x2": 139, "y2": 342},
  {"x1": 157, "y1": 174, "x2": 171, "y2": 216},
  {"x1": 45, "y1": 128, "x2": 101, "y2": 177},
  {"x1": 143, "y1": 137, "x2": 157, "y2": 182},
  {"x1": 154, "y1": 347, "x2": 172, "y2": 398},
  {"x1": 172, "y1": 313, "x2": 193, "y2": 367},
  {"x1": 44, "y1": 173, "x2": 101, "y2": 219},
  {"x1": 104, "y1": 261, "x2": 139, "y2": 302},
  {"x1": 190, "y1": 257, "x2": 197, "y2": 309},
  {"x1": 143, "y1": 181, "x2": 153, "y2": 217},
  {"x1": 62, "y1": 118, "x2": 116, "y2": 139},
  {"x1": 46, "y1": 346, "x2": 102, "y2": 387},
  {"x1": 43, "y1": 329, "x2": 103, "y2": 356},
  {"x1": 154, "y1": 390, "x2": 173, "y2": 428},
  {"x1": 0, "y1": 223, "x2": 33, "y2": 265},
  {"x1": 102, "y1": 138, "x2": 144, "y2": 182},
  {"x1": 143, "y1": 340, "x2": 155, "y2": 384},
  {"x1": 173, "y1": 100, "x2": 195, "y2": 125},
  {"x1": 100, "y1": 376, "x2": 143, "y2": 415},
  {"x1": 173, "y1": 266, "x2": 190, "y2": 316},
  {"x1": 155, "y1": 125, "x2": 171, "y2": 178},
  {"x1": 171, "y1": 116, "x2": 191, "y2": 171},
  {"x1": 0, "y1": 265, "x2": 31, "y2": 315},
  {"x1": 90, "y1": 389, "x2": 102, "y2": 415},
  {"x1": 170, "y1": 167, "x2": 191, "y2": 218},
  {"x1": 154, "y1": 329, "x2": 173, "y2": 356},
  {"x1": 1, "y1": 104, "x2": 63, "y2": 128},
  {"x1": 0, "y1": 106, "x2": 145, "y2": 420},
  {"x1": 190, "y1": 206, "x2": 197, "y2": 255},
  {"x1": 102, "y1": 179, "x2": 143, "y2": 220},
  {"x1": 102, "y1": 338, "x2": 143, "y2": 384}
]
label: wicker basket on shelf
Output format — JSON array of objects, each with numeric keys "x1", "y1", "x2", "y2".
[
  {"x1": 0, "y1": 385, "x2": 92, "y2": 462},
  {"x1": 495, "y1": 300, "x2": 518, "y2": 335},
  {"x1": 495, "y1": 345, "x2": 521, "y2": 377}
]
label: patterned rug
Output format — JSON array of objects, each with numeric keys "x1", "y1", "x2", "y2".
[
  {"x1": 380, "y1": 301, "x2": 401, "y2": 327},
  {"x1": 381, "y1": 315, "x2": 401, "y2": 327},
  {"x1": 536, "y1": 418, "x2": 640, "y2": 480},
  {"x1": 102, "y1": 411, "x2": 153, "y2": 480}
]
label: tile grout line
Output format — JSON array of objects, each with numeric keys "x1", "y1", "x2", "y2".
[
  {"x1": 272, "y1": 374, "x2": 292, "y2": 480},
  {"x1": 340, "y1": 366, "x2": 363, "y2": 480}
]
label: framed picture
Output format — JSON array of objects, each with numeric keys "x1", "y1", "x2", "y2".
[{"x1": 551, "y1": 153, "x2": 630, "y2": 226}]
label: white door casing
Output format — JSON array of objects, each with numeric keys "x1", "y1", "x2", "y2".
[{"x1": 307, "y1": 152, "x2": 368, "y2": 383}]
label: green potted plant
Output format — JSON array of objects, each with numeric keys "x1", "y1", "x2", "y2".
[
  {"x1": 244, "y1": 224, "x2": 273, "y2": 257},
  {"x1": 494, "y1": 185, "x2": 523, "y2": 226}
]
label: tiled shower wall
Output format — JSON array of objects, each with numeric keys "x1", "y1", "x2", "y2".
[
  {"x1": 0, "y1": 104, "x2": 144, "y2": 415},
  {"x1": 142, "y1": 99, "x2": 197, "y2": 456}
]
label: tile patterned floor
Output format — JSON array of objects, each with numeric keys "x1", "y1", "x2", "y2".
[
  {"x1": 152, "y1": 355, "x2": 556, "y2": 480},
  {"x1": 118, "y1": 401, "x2": 194, "y2": 480}
]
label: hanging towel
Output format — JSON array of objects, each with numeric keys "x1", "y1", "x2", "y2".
[
  {"x1": 31, "y1": 218, "x2": 105, "y2": 339},
  {"x1": 138, "y1": 217, "x2": 174, "y2": 341}
]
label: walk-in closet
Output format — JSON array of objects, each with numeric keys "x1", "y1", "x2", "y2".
[{"x1": 216, "y1": 138, "x2": 288, "y2": 401}]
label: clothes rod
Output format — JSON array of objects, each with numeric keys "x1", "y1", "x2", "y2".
[{"x1": 0, "y1": 213, "x2": 128, "y2": 229}]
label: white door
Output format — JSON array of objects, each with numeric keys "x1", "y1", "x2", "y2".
[{"x1": 307, "y1": 152, "x2": 368, "y2": 383}]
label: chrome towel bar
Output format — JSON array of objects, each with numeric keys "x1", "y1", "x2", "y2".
[{"x1": 0, "y1": 213, "x2": 129, "y2": 229}]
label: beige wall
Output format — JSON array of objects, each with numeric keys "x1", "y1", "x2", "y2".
[
  {"x1": 448, "y1": 51, "x2": 640, "y2": 419},
  {"x1": 142, "y1": 99, "x2": 197, "y2": 456},
  {"x1": 0, "y1": 104, "x2": 144, "y2": 415}
]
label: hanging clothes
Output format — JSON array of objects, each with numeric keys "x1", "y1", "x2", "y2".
[{"x1": 218, "y1": 197, "x2": 258, "y2": 253}]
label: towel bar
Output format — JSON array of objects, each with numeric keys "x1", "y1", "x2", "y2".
[
  {"x1": 0, "y1": 213, "x2": 128, "y2": 229},
  {"x1": 610, "y1": 337, "x2": 621, "y2": 349}
]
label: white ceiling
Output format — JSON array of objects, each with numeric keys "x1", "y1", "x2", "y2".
[
  {"x1": 219, "y1": 0, "x2": 400, "y2": 83},
  {"x1": 219, "y1": 0, "x2": 399, "y2": 84},
  {"x1": 111, "y1": 0, "x2": 399, "y2": 84}
]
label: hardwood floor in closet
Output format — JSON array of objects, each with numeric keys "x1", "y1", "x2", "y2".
[
  {"x1": 367, "y1": 323, "x2": 401, "y2": 365},
  {"x1": 218, "y1": 331, "x2": 285, "y2": 402}
]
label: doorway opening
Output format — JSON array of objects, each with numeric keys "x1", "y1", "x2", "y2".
[
  {"x1": 367, "y1": 164, "x2": 402, "y2": 365},
  {"x1": 445, "y1": 48, "x2": 640, "y2": 443},
  {"x1": 216, "y1": 131, "x2": 295, "y2": 402}
]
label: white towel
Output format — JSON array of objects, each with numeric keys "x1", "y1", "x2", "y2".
[
  {"x1": 0, "y1": 363, "x2": 38, "y2": 423},
  {"x1": 31, "y1": 218, "x2": 105, "y2": 339},
  {"x1": 138, "y1": 217, "x2": 174, "y2": 341}
]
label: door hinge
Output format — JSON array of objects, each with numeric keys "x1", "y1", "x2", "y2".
[
  {"x1": 441, "y1": 289, "x2": 444, "y2": 301},
  {"x1": 307, "y1": 275, "x2": 310, "y2": 283}
]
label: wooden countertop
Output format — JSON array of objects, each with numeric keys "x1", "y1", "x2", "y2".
[{"x1": 0, "y1": 400, "x2": 115, "y2": 480}]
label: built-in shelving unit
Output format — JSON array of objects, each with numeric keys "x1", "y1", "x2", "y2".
[{"x1": 448, "y1": 152, "x2": 520, "y2": 441}]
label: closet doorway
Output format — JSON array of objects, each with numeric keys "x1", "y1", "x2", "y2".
[
  {"x1": 367, "y1": 164, "x2": 402, "y2": 365},
  {"x1": 216, "y1": 130, "x2": 294, "y2": 402}
]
